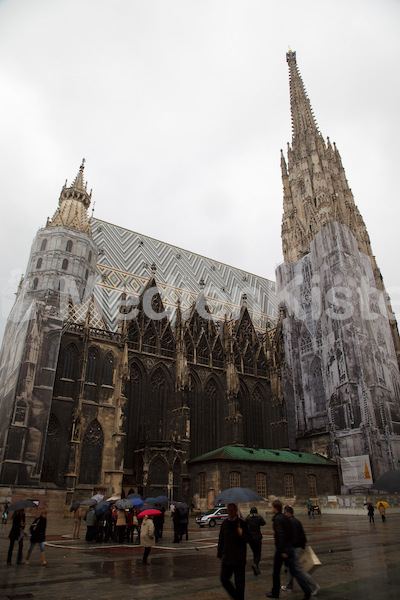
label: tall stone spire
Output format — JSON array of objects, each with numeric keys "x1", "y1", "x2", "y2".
[
  {"x1": 286, "y1": 50, "x2": 319, "y2": 148},
  {"x1": 48, "y1": 159, "x2": 92, "y2": 234},
  {"x1": 281, "y1": 51, "x2": 372, "y2": 263}
]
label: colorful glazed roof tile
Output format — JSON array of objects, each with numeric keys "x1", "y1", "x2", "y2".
[{"x1": 90, "y1": 218, "x2": 278, "y2": 332}]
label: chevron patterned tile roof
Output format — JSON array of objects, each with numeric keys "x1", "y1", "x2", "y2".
[{"x1": 90, "y1": 218, "x2": 278, "y2": 333}]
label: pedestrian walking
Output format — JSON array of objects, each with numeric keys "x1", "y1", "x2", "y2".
[
  {"x1": 25, "y1": 509, "x2": 47, "y2": 566},
  {"x1": 217, "y1": 502, "x2": 251, "y2": 600},
  {"x1": 378, "y1": 503, "x2": 386, "y2": 523},
  {"x1": 7, "y1": 509, "x2": 26, "y2": 565},
  {"x1": 280, "y1": 506, "x2": 320, "y2": 596},
  {"x1": 367, "y1": 503, "x2": 374, "y2": 523},
  {"x1": 179, "y1": 505, "x2": 189, "y2": 541},
  {"x1": 140, "y1": 514, "x2": 155, "y2": 564},
  {"x1": 266, "y1": 499, "x2": 312, "y2": 600},
  {"x1": 73, "y1": 506, "x2": 82, "y2": 539},
  {"x1": 245, "y1": 506, "x2": 266, "y2": 575}
]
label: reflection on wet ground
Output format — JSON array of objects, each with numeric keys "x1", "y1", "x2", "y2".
[{"x1": 1, "y1": 513, "x2": 399, "y2": 599}]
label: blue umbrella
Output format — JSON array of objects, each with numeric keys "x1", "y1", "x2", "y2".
[
  {"x1": 130, "y1": 497, "x2": 144, "y2": 509},
  {"x1": 212, "y1": 487, "x2": 263, "y2": 505},
  {"x1": 127, "y1": 493, "x2": 142, "y2": 500},
  {"x1": 95, "y1": 500, "x2": 111, "y2": 516}
]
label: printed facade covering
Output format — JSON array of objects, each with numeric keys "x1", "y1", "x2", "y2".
[{"x1": 90, "y1": 218, "x2": 278, "y2": 333}]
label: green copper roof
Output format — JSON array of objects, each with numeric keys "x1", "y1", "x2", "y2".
[{"x1": 189, "y1": 446, "x2": 334, "y2": 466}]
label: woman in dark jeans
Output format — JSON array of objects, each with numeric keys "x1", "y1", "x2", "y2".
[{"x1": 7, "y1": 509, "x2": 26, "y2": 565}]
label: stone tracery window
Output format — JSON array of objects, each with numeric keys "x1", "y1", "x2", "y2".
[
  {"x1": 13, "y1": 400, "x2": 27, "y2": 425},
  {"x1": 79, "y1": 420, "x2": 103, "y2": 484},
  {"x1": 300, "y1": 332, "x2": 312, "y2": 354},
  {"x1": 102, "y1": 352, "x2": 114, "y2": 386}
]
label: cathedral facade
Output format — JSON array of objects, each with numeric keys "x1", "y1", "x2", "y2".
[{"x1": 0, "y1": 52, "x2": 398, "y2": 505}]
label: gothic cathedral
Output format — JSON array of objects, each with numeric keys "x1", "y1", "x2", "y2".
[{"x1": 0, "y1": 52, "x2": 399, "y2": 504}]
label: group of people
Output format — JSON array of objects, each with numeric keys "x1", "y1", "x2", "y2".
[
  {"x1": 217, "y1": 500, "x2": 320, "y2": 600},
  {"x1": 6, "y1": 507, "x2": 48, "y2": 566},
  {"x1": 367, "y1": 502, "x2": 387, "y2": 523},
  {"x1": 73, "y1": 504, "x2": 165, "y2": 546}
]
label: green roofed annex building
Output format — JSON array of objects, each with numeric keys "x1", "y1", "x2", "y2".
[{"x1": 190, "y1": 446, "x2": 339, "y2": 509}]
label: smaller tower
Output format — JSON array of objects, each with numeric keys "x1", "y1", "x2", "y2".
[{"x1": 23, "y1": 159, "x2": 98, "y2": 304}]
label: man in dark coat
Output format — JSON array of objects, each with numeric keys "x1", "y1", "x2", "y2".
[
  {"x1": 7, "y1": 509, "x2": 26, "y2": 565},
  {"x1": 266, "y1": 499, "x2": 311, "y2": 600},
  {"x1": 217, "y1": 503, "x2": 251, "y2": 600},
  {"x1": 246, "y1": 506, "x2": 266, "y2": 575},
  {"x1": 281, "y1": 506, "x2": 320, "y2": 595}
]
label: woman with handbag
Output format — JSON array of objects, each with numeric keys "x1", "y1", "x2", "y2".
[{"x1": 25, "y1": 509, "x2": 47, "y2": 566}]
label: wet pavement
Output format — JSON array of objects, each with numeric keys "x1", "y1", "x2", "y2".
[{"x1": 0, "y1": 511, "x2": 399, "y2": 599}]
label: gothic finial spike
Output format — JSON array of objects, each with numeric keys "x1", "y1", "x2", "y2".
[
  {"x1": 151, "y1": 262, "x2": 156, "y2": 274},
  {"x1": 199, "y1": 278, "x2": 205, "y2": 290},
  {"x1": 242, "y1": 293, "x2": 247, "y2": 307},
  {"x1": 72, "y1": 158, "x2": 86, "y2": 190}
]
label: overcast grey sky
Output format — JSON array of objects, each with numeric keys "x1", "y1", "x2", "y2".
[{"x1": 0, "y1": 0, "x2": 399, "y2": 342}]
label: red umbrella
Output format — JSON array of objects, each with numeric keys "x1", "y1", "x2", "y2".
[{"x1": 137, "y1": 508, "x2": 162, "y2": 518}]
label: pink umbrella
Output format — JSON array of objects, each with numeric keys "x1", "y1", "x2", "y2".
[{"x1": 137, "y1": 508, "x2": 162, "y2": 518}]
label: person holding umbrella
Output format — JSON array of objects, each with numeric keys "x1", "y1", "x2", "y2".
[
  {"x1": 217, "y1": 503, "x2": 251, "y2": 600},
  {"x1": 7, "y1": 508, "x2": 26, "y2": 565},
  {"x1": 377, "y1": 502, "x2": 387, "y2": 523},
  {"x1": 140, "y1": 514, "x2": 155, "y2": 564}
]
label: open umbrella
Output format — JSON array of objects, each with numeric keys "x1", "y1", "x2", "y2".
[
  {"x1": 115, "y1": 498, "x2": 134, "y2": 510},
  {"x1": 81, "y1": 498, "x2": 97, "y2": 506},
  {"x1": 155, "y1": 495, "x2": 168, "y2": 505},
  {"x1": 375, "y1": 501, "x2": 389, "y2": 509},
  {"x1": 212, "y1": 487, "x2": 263, "y2": 505},
  {"x1": 91, "y1": 494, "x2": 104, "y2": 503},
  {"x1": 106, "y1": 496, "x2": 120, "y2": 502},
  {"x1": 130, "y1": 498, "x2": 144, "y2": 509},
  {"x1": 8, "y1": 499, "x2": 38, "y2": 511},
  {"x1": 95, "y1": 500, "x2": 112, "y2": 516},
  {"x1": 69, "y1": 500, "x2": 82, "y2": 512},
  {"x1": 127, "y1": 493, "x2": 142, "y2": 500},
  {"x1": 137, "y1": 508, "x2": 162, "y2": 518},
  {"x1": 372, "y1": 470, "x2": 400, "y2": 493}
]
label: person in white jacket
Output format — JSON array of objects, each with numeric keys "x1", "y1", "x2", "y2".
[{"x1": 140, "y1": 515, "x2": 155, "y2": 564}]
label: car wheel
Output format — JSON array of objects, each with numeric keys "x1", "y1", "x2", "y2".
[{"x1": 209, "y1": 519, "x2": 216, "y2": 527}]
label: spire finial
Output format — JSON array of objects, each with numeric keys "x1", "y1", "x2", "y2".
[
  {"x1": 72, "y1": 158, "x2": 86, "y2": 190},
  {"x1": 151, "y1": 262, "x2": 157, "y2": 274},
  {"x1": 199, "y1": 278, "x2": 205, "y2": 290}
]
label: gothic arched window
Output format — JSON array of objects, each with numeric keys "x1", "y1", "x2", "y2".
[
  {"x1": 41, "y1": 414, "x2": 61, "y2": 484},
  {"x1": 102, "y1": 352, "x2": 114, "y2": 386},
  {"x1": 36, "y1": 258, "x2": 42, "y2": 269},
  {"x1": 33, "y1": 278, "x2": 39, "y2": 290},
  {"x1": 149, "y1": 369, "x2": 167, "y2": 439},
  {"x1": 61, "y1": 344, "x2": 78, "y2": 380},
  {"x1": 13, "y1": 399, "x2": 27, "y2": 425},
  {"x1": 66, "y1": 240, "x2": 73, "y2": 252},
  {"x1": 79, "y1": 420, "x2": 103, "y2": 484},
  {"x1": 312, "y1": 357, "x2": 326, "y2": 412},
  {"x1": 85, "y1": 347, "x2": 99, "y2": 384},
  {"x1": 40, "y1": 239, "x2": 47, "y2": 251},
  {"x1": 142, "y1": 323, "x2": 157, "y2": 354},
  {"x1": 62, "y1": 259, "x2": 69, "y2": 271},
  {"x1": 88, "y1": 251, "x2": 92, "y2": 263},
  {"x1": 229, "y1": 471, "x2": 241, "y2": 488}
]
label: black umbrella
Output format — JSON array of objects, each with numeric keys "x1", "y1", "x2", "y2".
[
  {"x1": 372, "y1": 470, "x2": 400, "y2": 493},
  {"x1": 81, "y1": 498, "x2": 97, "y2": 506},
  {"x1": 8, "y1": 499, "x2": 38, "y2": 511},
  {"x1": 70, "y1": 500, "x2": 81, "y2": 512},
  {"x1": 115, "y1": 498, "x2": 134, "y2": 510},
  {"x1": 212, "y1": 487, "x2": 263, "y2": 505}
]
